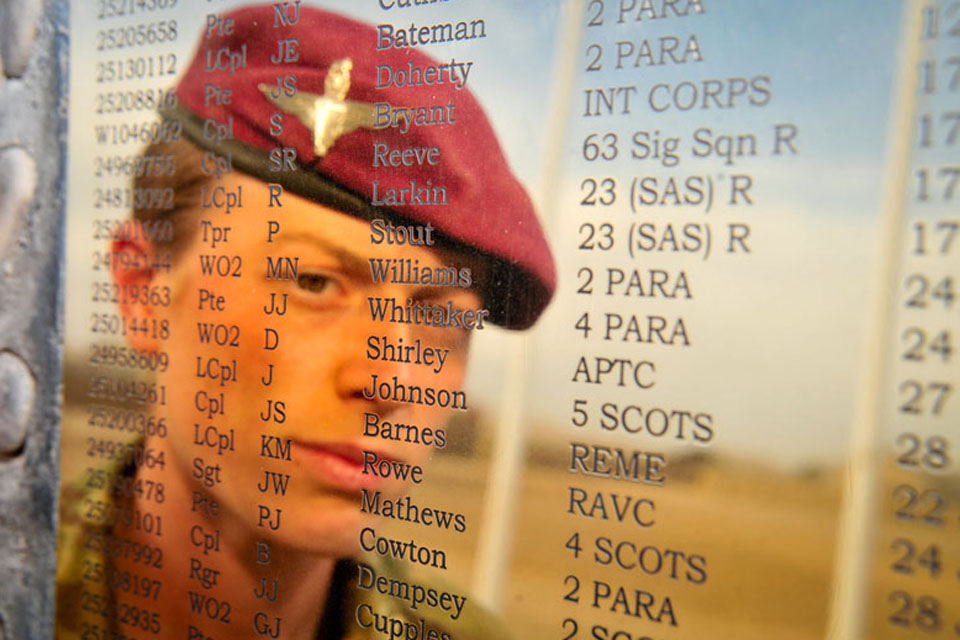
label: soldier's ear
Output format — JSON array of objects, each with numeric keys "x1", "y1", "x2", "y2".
[{"x1": 110, "y1": 233, "x2": 162, "y2": 353}]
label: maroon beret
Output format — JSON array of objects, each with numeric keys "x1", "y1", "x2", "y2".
[{"x1": 168, "y1": 4, "x2": 555, "y2": 329}]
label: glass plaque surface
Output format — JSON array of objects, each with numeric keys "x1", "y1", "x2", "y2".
[{"x1": 55, "y1": 1, "x2": 958, "y2": 639}]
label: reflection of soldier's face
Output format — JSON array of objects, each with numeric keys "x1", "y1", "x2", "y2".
[{"x1": 131, "y1": 172, "x2": 478, "y2": 556}]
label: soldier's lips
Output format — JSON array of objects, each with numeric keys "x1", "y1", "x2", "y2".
[{"x1": 292, "y1": 441, "x2": 397, "y2": 493}]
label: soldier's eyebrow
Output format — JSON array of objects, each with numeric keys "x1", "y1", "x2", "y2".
[{"x1": 274, "y1": 232, "x2": 370, "y2": 281}]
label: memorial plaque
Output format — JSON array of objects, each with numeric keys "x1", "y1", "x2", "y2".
[{"x1": 53, "y1": 1, "x2": 958, "y2": 639}]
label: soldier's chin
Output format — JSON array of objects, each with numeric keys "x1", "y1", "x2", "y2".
[{"x1": 266, "y1": 505, "x2": 374, "y2": 557}]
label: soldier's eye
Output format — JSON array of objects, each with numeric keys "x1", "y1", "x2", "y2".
[{"x1": 296, "y1": 272, "x2": 335, "y2": 294}]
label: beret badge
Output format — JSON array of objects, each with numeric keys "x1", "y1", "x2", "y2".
[{"x1": 258, "y1": 58, "x2": 376, "y2": 157}]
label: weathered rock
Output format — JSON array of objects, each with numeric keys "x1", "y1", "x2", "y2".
[
  {"x1": 0, "y1": 1, "x2": 63, "y2": 637},
  {"x1": 0, "y1": 350, "x2": 34, "y2": 455},
  {"x1": 0, "y1": 0, "x2": 43, "y2": 78},
  {"x1": 0, "y1": 147, "x2": 37, "y2": 256}
]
